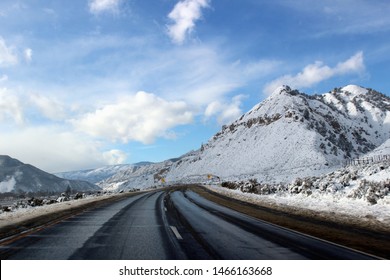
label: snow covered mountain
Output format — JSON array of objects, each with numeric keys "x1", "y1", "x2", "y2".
[
  {"x1": 98, "y1": 85, "x2": 390, "y2": 191},
  {"x1": 56, "y1": 162, "x2": 152, "y2": 184},
  {"x1": 0, "y1": 155, "x2": 100, "y2": 194},
  {"x1": 166, "y1": 85, "x2": 390, "y2": 183},
  {"x1": 98, "y1": 160, "x2": 176, "y2": 191}
]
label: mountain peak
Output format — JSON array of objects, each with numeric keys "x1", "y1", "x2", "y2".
[
  {"x1": 0, "y1": 155, "x2": 100, "y2": 194},
  {"x1": 340, "y1": 85, "x2": 367, "y2": 96},
  {"x1": 0, "y1": 155, "x2": 23, "y2": 168},
  {"x1": 269, "y1": 85, "x2": 296, "y2": 97}
]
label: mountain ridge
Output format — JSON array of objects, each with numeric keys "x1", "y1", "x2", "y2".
[
  {"x1": 56, "y1": 161, "x2": 153, "y2": 184},
  {"x1": 0, "y1": 155, "x2": 100, "y2": 194},
  {"x1": 36, "y1": 85, "x2": 390, "y2": 191}
]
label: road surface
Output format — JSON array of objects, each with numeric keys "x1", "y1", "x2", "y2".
[{"x1": 0, "y1": 189, "x2": 377, "y2": 260}]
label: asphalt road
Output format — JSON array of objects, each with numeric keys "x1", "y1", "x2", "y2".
[{"x1": 0, "y1": 189, "x2": 377, "y2": 260}]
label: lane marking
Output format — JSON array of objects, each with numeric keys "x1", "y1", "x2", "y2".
[{"x1": 170, "y1": 226, "x2": 183, "y2": 240}]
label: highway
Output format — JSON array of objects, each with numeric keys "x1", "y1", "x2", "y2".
[{"x1": 0, "y1": 188, "x2": 378, "y2": 260}]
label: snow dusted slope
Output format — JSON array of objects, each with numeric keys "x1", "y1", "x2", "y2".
[
  {"x1": 98, "y1": 160, "x2": 174, "y2": 191},
  {"x1": 0, "y1": 155, "x2": 100, "y2": 194},
  {"x1": 99, "y1": 85, "x2": 390, "y2": 190},
  {"x1": 165, "y1": 85, "x2": 390, "y2": 183},
  {"x1": 56, "y1": 162, "x2": 152, "y2": 184},
  {"x1": 366, "y1": 138, "x2": 390, "y2": 157}
]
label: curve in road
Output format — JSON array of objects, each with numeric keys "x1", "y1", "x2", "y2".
[{"x1": 0, "y1": 188, "x2": 378, "y2": 260}]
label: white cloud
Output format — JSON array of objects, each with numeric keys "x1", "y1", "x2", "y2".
[
  {"x1": 24, "y1": 48, "x2": 32, "y2": 62},
  {"x1": 0, "y1": 126, "x2": 126, "y2": 173},
  {"x1": 154, "y1": 46, "x2": 280, "y2": 107},
  {"x1": 103, "y1": 149, "x2": 127, "y2": 165},
  {"x1": 0, "y1": 88, "x2": 24, "y2": 124},
  {"x1": 264, "y1": 52, "x2": 365, "y2": 95},
  {"x1": 25, "y1": 34, "x2": 279, "y2": 117},
  {"x1": 29, "y1": 93, "x2": 67, "y2": 121},
  {"x1": 167, "y1": 0, "x2": 210, "y2": 44},
  {"x1": 0, "y1": 37, "x2": 18, "y2": 67},
  {"x1": 73, "y1": 91, "x2": 194, "y2": 144},
  {"x1": 88, "y1": 0, "x2": 122, "y2": 15},
  {"x1": 205, "y1": 95, "x2": 245, "y2": 125}
]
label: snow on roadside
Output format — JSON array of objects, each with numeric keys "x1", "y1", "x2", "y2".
[
  {"x1": 203, "y1": 160, "x2": 390, "y2": 230},
  {"x1": 204, "y1": 184, "x2": 390, "y2": 229},
  {"x1": 0, "y1": 193, "x2": 120, "y2": 229}
]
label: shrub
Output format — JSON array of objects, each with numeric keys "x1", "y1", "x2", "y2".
[
  {"x1": 348, "y1": 179, "x2": 390, "y2": 204},
  {"x1": 289, "y1": 177, "x2": 313, "y2": 195},
  {"x1": 221, "y1": 181, "x2": 238, "y2": 190}
]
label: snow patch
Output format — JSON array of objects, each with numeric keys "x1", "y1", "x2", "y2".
[
  {"x1": 342, "y1": 85, "x2": 368, "y2": 96},
  {"x1": 0, "y1": 177, "x2": 16, "y2": 193}
]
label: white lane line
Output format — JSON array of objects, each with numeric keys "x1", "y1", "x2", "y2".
[{"x1": 170, "y1": 226, "x2": 183, "y2": 240}]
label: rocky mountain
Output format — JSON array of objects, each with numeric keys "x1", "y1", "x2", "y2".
[
  {"x1": 167, "y1": 85, "x2": 390, "y2": 182},
  {"x1": 0, "y1": 155, "x2": 100, "y2": 194},
  {"x1": 56, "y1": 162, "x2": 152, "y2": 184},
  {"x1": 98, "y1": 160, "x2": 176, "y2": 191},
  {"x1": 98, "y1": 85, "x2": 390, "y2": 190}
]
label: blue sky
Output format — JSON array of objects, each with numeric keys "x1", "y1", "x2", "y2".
[{"x1": 0, "y1": 0, "x2": 389, "y2": 172}]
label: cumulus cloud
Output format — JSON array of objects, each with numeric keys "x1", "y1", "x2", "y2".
[
  {"x1": 88, "y1": 0, "x2": 122, "y2": 15},
  {"x1": 29, "y1": 93, "x2": 67, "y2": 121},
  {"x1": 0, "y1": 88, "x2": 24, "y2": 124},
  {"x1": 0, "y1": 126, "x2": 127, "y2": 173},
  {"x1": 204, "y1": 95, "x2": 245, "y2": 125},
  {"x1": 73, "y1": 91, "x2": 194, "y2": 144},
  {"x1": 0, "y1": 37, "x2": 18, "y2": 67},
  {"x1": 167, "y1": 0, "x2": 210, "y2": 44},
  {"x1": 263, "y1": 51, "x2": 365, "y2": 95}
]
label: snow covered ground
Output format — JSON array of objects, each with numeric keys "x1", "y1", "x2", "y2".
[
  {"x1": 203, "y1": 160, "x2": 390, "y2": 231},
  {"x1": 205, "y1": 184, "x2": 390, "y2": 226}
]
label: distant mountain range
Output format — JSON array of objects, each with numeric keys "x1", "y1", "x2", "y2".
[
  {"x1": 0, "y1": 155, "x2": 100, "y2": 194},
  {"x1": 56, "y1": 162, "x2": 153, "y2": 183}
]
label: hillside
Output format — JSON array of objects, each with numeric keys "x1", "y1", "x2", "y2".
[
  {"x1": 98, "y1": 160, "x2": 175, "y2": 191},
  {"x1": 97, "y1": 85, "x2": 390, "y2": 191},
  {"x1": 0, "y1": 155, "x2": 100, "y2": 194},
  {"x1": 56, "y1": 162, "x2": 152, "y2": 184},
  {"x1": 166, "y1": 85, "x2": 390, "y2": 182}
]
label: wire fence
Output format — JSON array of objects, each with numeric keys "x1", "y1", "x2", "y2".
[{"x1": 344, "y1": 154, "x2": 390, "y2": 167}]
